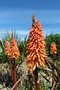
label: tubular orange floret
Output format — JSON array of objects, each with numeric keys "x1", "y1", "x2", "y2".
[
  {"x1": 4, "y1": 36, "x2": 20, "y2": 60},
  {"x1": 50, "y1": 42, "x2": 57, "y2": 55},
  {"x1": 26, "y1": 20, "x2": 46, "y2": 71}
]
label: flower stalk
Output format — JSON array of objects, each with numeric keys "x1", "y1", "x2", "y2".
[
  {"x1": 26, "y1": 16, "x2": 46, "y2": 90},
  {"x1": 4, "y1": 34, "x2": 20, "y2": 90},
  {"x1": 50, "y1": 42, "x2": 57, "y2": 88}
]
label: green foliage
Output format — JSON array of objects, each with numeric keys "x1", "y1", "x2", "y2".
[
  {"x1": 18, "y1": 35, "x2": 28, "y2": 57},
  {"x1": 40, "y1": 80, "x2": 47, "y2": 90},
  {"x1": 56, "y1": 83, "x2": 60, "y2": 90},
  {"x1": 0, "y1": 40, "x2": 8, "y2": 63},
  {"x1": 0, "y1": 32, "x2": 60, "y2": 90},
  {"x1": 23, "y1": 75, "x2": 34, "y2": 90},
  {"x1": 45, "y1": 34, "x2": 60, "y2": 89},
  {"x1": 0, "y1": 40, "x2": 3, "y2": 54},
  {"x1": 0, "y1": 40, "x2": 3, "y2": 50},
  {"x1": 0, "y1": 53, "x2": 8, "y2": 63},
  {"x1": 3, "y1": 32, "x2": 11, "y2": 42}
]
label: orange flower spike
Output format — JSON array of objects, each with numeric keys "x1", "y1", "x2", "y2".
[
  {"x1": 50, "y1": 42, "x2": 57, "y2": 55},
  {"x1": 10, "y1": 37, "x2": 20, "y2": 59},
  {"x1": 4, "y1": 40, "x2": 11, "y2": 57},
  {"x1": 26, "y1": 16, "x2": 46, "y2": 71}
]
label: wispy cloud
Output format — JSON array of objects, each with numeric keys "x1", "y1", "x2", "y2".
[
  {"x1": 0, "y1": 29, "x2": 29, "y2": 40},
  {"x1": 0, "y1": 10, "x2": 60, "y2": 40}
]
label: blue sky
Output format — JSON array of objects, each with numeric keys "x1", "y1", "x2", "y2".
[{"x1": 0, "y1": 0, "x2": 60, "y2": 40}]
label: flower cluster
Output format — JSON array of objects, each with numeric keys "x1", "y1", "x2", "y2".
[
  {"x1": 26, "y1": 21, "x2": 46, "y2": 71},
  {"x1": 50, "y1": 42, "x2": 57, "y2": 55},
  {"x1": 4, "y1": 36, "x2": 20, "y2": 60}
]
